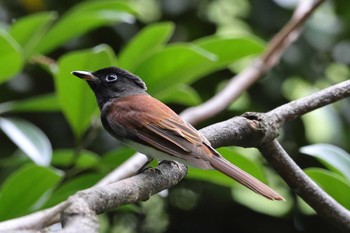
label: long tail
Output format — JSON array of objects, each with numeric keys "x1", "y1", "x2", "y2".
[{"x1": 209, "y1": 155, "x2": 284, "y2": 201}]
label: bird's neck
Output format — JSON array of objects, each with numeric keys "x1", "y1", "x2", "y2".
[{"x1": 96, "y1": 87, "x2": 148, "y2": 110}]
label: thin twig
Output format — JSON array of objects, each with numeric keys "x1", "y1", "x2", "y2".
[
  {"x1": 0, "y1": 201, "x2": 69, "y2": 232},
  {"x1": 181, "y1": 0, "x2": 325, "y2": 125},
  {"x1": 261, "y1": 0, "x2": 324, "y2": 67},
  {"x1": 267, "y1": 80, "x2": 350, "y2": 127}
]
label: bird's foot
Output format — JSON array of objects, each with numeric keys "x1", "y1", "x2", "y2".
[
  {"x1": 136, "y1": 157, "x2": 154, "y2": 174},
  {"x1": 143, "y1": 166, "x2": 162, "y2": 174},
  {"x1": 158, "y1": 160, "x2": 184, "y2": 170}
]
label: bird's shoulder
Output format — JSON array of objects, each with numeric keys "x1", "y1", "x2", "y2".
[
  {"x1": 113, "y1": 94, "x2": 177, "y2": 116},
  {"x1": 104, "y1": 94, "x2": 178, "y2": 122},
  {"x1": 100, "y1": 94, "x2": 176, "y2": 131}
]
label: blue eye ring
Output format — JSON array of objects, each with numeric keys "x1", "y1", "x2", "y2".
[{"x1": 106, "y1": 73, "x2": 118, "y2": 82}]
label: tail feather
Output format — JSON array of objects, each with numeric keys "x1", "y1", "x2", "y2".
[{"x1": 209, "y1": 155, "x2": 284, "y2": 201}]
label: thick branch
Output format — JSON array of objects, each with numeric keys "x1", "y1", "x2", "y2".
[
  {"x1": 61, "y1": 162, "x2": 187, "y2": 233},
  {"x1": 199, "y1": 114, "x2": 278, "y2": 148}
]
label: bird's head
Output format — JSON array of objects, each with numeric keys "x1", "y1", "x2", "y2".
[{"x1": 72, "y1": 66, "x2": 147, "y2": 108}]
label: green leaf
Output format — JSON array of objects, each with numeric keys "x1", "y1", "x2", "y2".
[
  {"x1": 157, "y1": 84, "x2": 201, "y2": 106},
  {"x1": 43, "y1": 173, "x2": 102, "y2": 208},
  {"x1": 194, "y1": 36, "x2": 264, "y2": 69},
  {"x1": 0, "y1": 117, "x2": 52, "y2": 166},
  {"x1": 35, "y1": 0, "x2": 135, "y2": 54},
  {"x1": 135, "y1": 36, "x2": 263, "y2": 96},
  {"x1": 305, "y1": 168, "x2": 350, "y2": 209},
  {"x1": 76, "y1": 152, "x2": 100, "y2": 169},
  {"x1": 297, "y1": 197, "x2": 316, "y2": 215},
  {"x1": 0, "y1": 93, "x2": 60, "y2": 113},
  {"x1": 52, "y1": 149, "x2": 100, "y2": 169},
  {"x1": 10, "y1": 11, "x2": 57, "y2": 59},
  {"x1": 0, "y1": 31, "x2": 23, "y2": 83},
  {"x1": 135, "y1": 44, "x2": 217, "y2": 95},
  {"x1": 55, "y1": 45, "x2": 115, "y2": 138},
  {"x1": 0, "y1": 165, "x2": 63, "y2": 220},
  {"x1": 101, "y1": 147, "x2": 135, "y2": 170},
  {"x1": 119, "y1": 22, "x2": 175, "y2": 70},
  {"x1": 300, "y1": 144, "x2": 350, "y2": 181},
  {"x1": 52, "y1": 149, "x2": 75, "y2": 166}
]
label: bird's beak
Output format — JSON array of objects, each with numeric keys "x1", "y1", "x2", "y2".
[{"x1": 71, "y1": 71, "x2": 97, "y2": 81}]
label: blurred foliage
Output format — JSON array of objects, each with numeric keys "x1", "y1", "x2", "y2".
[{"x1": 0, "y1": 0, "x2": 349, "y2": 232}]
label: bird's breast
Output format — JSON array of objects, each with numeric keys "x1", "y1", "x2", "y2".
[{"x1": 100, "y1": 103, "x2": 130, "y2": 141}]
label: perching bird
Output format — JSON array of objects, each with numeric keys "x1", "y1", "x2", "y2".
[{"x1": 72, "y1": 67, "x2": 284, "y2": 201}]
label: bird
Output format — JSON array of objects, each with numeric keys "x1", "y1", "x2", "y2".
[{"x1": 72, "y1": 66, "x2": 284, "y2": 201}]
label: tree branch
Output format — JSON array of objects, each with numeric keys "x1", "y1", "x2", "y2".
[
  {"x1": 200, "y1": 80, "x2": 350, "y2": 231},
  {"x1": 259, "y1": 140, "x2": 350, "y2": 231},
  {"x1": 59, "y1": 162, "x2": 188, "y2": 233},
  {"x1": 0, "y1": 201, "x2": 69, "y2": 232},
  {"x1": 0, "y1": 162, "x2": 187, "y2": 233},
  {"x1": 267, "y1": 80, "x2": 350, "y2": 127}
]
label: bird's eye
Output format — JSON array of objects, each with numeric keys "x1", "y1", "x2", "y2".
[{"x1": 105, "y1": 74, "x2": 118, "y2": 82}]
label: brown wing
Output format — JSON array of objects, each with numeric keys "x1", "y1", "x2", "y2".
[{"x1": 104, "y1": 94, "x2": 214, "y2": 168}]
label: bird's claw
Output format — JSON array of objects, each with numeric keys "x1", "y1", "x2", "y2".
[
  {"x1": 158, "y1": 160, "x2": 183, "y2": 170},
  {"x1": 142, "y1": 166, "x2": 161, "y2": 174}
]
